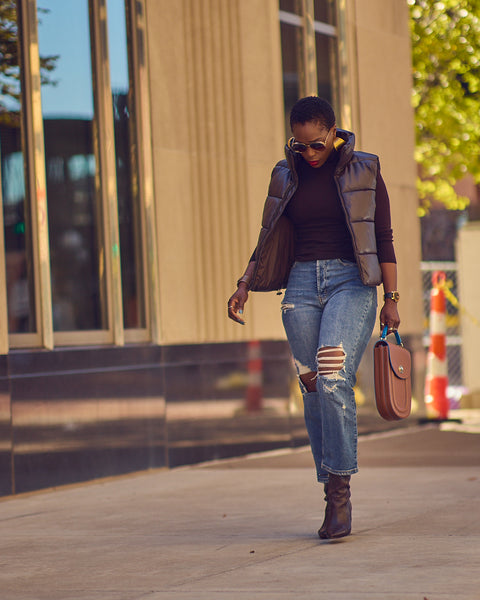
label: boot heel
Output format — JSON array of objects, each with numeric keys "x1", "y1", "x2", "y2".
[{"x1": 318, "y1": 483, "x2": 329, "y2": 539}]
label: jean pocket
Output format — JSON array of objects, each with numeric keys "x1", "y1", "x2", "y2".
[{"x1": 337, "y1": 258, "x2": 357, "y2": 267}]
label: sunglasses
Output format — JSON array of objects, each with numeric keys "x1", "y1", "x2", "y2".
[{"x1": 288, "y1": 128, "x2": 333, "y2": 153}]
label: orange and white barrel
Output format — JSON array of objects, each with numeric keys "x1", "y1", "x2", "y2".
[
  {"x1": 424, "y1": 271, "x2": 450, "y2": 419},
  {"x1": 246, "y1": 340, "x2": 262, "y2": 412}
]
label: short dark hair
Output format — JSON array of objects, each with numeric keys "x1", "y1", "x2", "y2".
[{"x1": 289, "y1": 96, "x2": 336, "y2": 131}]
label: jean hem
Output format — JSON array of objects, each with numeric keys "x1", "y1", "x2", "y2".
[{"x1": 321, "y1": 464, "x2": 358, "y2": 478}]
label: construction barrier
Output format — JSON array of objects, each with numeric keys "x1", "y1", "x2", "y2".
[
  {"x1": 424, "y1": 271, "x2": 450, "y2": 419},
  {"x1": 245, "y1": 340, "x2": 262, "y2": 412}
]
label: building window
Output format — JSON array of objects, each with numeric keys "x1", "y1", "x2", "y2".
[
  {"x1": 107, "y1": 0, "x2": 146, "y2": 330},
  {"x1": 279, "y1": 0, "x2": 339, "y2": 139},
  {"x1": 0, "y1": 0, "x2": 156, "y2": 349},
  {"x1": 314, "y1": 1, "x2": 339, "y2": 107},
  {"x1": 38, "y1": 1, "x2": 106, "y2": 332},
  {"x1": 0, "y1": 1, "x2": 37, "y2": 334}
]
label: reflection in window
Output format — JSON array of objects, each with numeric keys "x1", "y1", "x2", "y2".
[
  {"x1": 0, "y1": 1, "x2": 36, "y2": 333},
  {"x1": 38, "y1": 1, "x2": 106, "y2": 331},
  {"x1": 107, "y1": 0, "x2": 146, "y2": 329}
]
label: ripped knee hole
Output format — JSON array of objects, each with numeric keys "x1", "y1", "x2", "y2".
[
  {"x1": 299, "y1": 371, "x2": 317, "y2": 393},
  {"x1": 316, "y1": 346, "x2": 345, "y2": 377}
]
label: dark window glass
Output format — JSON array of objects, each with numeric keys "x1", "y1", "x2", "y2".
[
  {"x1": 280, "y1": 22, "x2": 302, "y2": 140},
  {"x1": 279, "y1": 0, "x2": 302, "y2": 15},
  {"x1": 107, "y1": 0, "x2": 145, "y2": 329},
  {"x1": 38, "y1": 1, "x2": 106, "y2": 331},
  {"x1": 314, "y1": 0, "x2": 336, "y2": 25},
  {"x1": 315, "y1": 32, "x2": 337, "y2": 107},
  {"x1": 0, "y1": 1, "x2": 36, "y2": 333}
]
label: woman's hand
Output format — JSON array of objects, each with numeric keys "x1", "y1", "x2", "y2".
[
  {"x1": 379, "y1": 262, "x2": 400, "y2": 333},
  {"x1": 227, "y1": 283, "x2": 248, "y2": 325},
  {"x1": 379, "y1": 300, "x2": 400, "y2": 333}
]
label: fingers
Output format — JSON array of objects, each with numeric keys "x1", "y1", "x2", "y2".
[
  {"x1": 227, "y1": 298, "x2": 245, "y2": 325},
  {"x1": 229, "y1": 309, "x2": 245, "y2": 325},
  {"x1": 228, "y1": 288, "x2": 249, "y2": 325},
  {"x1": 379, "y1": 318, "x2": 400, "y2": 332},
  {"x1": 380, "y1": 322, "x2": 397, "y2": 333},
  {"x1": 379, "y1": 307, "x2": 400, "y2": 333}
]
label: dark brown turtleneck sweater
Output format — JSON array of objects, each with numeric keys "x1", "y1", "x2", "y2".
[{"x1": 283, "y1": 150, "x2": 396, "y2": 264}]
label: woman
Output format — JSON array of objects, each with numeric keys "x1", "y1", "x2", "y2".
[{"x1": 227, "y1": 96, "x2": 400, "y2": 539}]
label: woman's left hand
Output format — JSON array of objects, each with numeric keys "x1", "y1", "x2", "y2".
[{"x1": 379, "y1": 301, "x2": 400, "y2": 333}]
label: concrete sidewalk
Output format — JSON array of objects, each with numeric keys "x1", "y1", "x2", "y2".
[{"x1": 0, "y1": 423, "x2": 479, "y2": 600}]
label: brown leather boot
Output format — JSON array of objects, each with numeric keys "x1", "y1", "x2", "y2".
[
  {"x1": 323, "y1": 474, "x2": 352, "y2": 539},
  {"x1": 317, "y1": 483, "x2": 330, "y2": 539}
]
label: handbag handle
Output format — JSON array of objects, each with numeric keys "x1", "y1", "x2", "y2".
[{"x1": 380, "y1": 325, "x2": 403, "y2": 346}]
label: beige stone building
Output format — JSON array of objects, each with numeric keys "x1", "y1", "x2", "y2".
[{"x1": 0, "y1": 0, "x2": 422, "y2": 496}]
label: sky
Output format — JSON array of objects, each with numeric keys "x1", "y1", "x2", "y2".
[{"x1": 38, "y1": 0, "x2": 129, "y2": 119}]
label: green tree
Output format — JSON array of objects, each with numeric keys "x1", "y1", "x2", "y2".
[
  {"x1": 0, "y1": 1, "x2": 57, "y2": 124},
  {"x1": 408, "y1": 0, "x2": 480, "y2": 215}
]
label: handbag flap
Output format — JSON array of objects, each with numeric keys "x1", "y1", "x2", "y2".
[{"x1": 386, "y1": 341, "x2": 411, "y2": 380}]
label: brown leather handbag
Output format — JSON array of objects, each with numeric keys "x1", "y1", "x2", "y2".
[{"x1": 374, "y1": 327, "x2": 412, "y2": 420}]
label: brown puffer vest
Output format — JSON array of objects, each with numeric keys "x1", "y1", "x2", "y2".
[{"x1": 249, "y1": 129, "x2": 382, "y2": 291}]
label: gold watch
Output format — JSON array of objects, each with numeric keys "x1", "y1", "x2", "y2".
[{"x1": 384, "y1": 291, "x2": 400, "y2": 303}]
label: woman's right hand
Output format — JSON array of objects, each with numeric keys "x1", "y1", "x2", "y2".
[{"x1": 227, "y1": 284, "x2": 248, "y2": 325}]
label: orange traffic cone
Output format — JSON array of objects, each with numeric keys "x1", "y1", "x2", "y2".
[
  {"x1": 424, "y1": 271, "x2": 450, "y2": 420},
  {"x1": 245, "y1": 340, "x2": 262, "y2": 412}
]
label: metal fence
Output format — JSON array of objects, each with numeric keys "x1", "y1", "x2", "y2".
[{"x1": 420, "y1": 261, "x2": 463, "y2": 387}]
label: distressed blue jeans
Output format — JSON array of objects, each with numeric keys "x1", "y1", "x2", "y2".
[{"x1": 281, "y1": 260, "x2": 377, "y2": 482}]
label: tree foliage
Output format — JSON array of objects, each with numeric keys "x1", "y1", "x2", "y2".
[
  {"x1": 408, "y1": 0, "x2": 480, "y2": 214},
  {"x1": 0, "y1": 1, "x2": 58, "y2": 125}
]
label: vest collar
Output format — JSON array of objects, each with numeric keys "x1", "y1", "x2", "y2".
[{"x1": 334, "y1": 129, "x2": 355, "y2": 173}]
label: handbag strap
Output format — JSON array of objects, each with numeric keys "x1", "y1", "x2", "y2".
[{"x1": 380, "y1": 325, "x2": 403, "y2": 346}]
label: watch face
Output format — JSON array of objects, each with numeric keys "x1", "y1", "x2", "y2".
[{"x1": 385, "y1": 292, "x2": 400, "y2": 302}]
